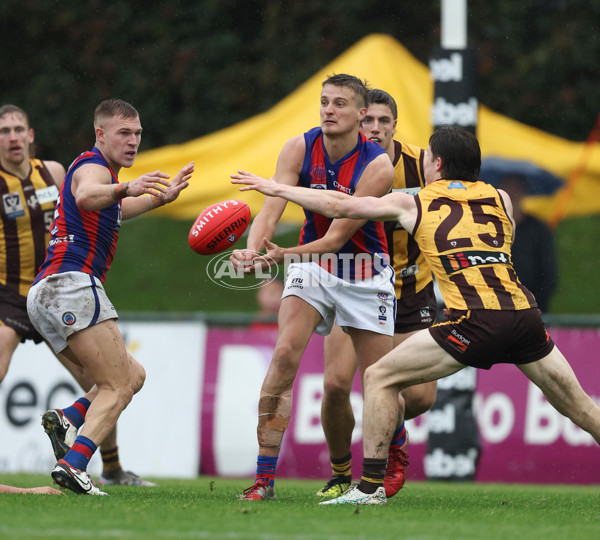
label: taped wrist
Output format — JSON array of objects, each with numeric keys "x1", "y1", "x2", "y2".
[{"x1": 257, "y1": 389, "x2": 292, "y2": 449}]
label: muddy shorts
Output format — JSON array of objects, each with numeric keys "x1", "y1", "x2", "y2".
[
  {"x1": 282, "y1": 262, "x2": 396, "y2": 337},
  {"x1": 27, "y1": 271, "x2": 118, "y2": 353}
]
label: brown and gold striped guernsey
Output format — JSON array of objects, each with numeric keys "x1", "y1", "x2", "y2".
[
  {"x1": 0, "y1": 159, "x2": 58, "y2": 297},
  {"x1": 414, "y1": 179, "x2": 536, "y2": 311},
  {"x1": 384, "y1": 140, "x2": 433, "y2": 301}
]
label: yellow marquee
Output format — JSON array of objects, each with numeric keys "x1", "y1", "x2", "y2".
[{"x1": 120, "y1": 34, "x2": 600, "y2": 225}]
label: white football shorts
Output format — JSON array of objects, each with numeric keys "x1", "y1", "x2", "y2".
[
  {"x1": 27, "y1": 271, "x2": 118, "y2": 353},
  {"x1": 281, "y1": 262, "x2": 396, "y2": 336}
]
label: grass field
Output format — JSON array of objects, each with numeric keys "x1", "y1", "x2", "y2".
[{"x1": 1, "y1": 474, "x2": 599, "y2": 539}]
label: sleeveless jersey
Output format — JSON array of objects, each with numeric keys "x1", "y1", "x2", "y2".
[
  {"x1": 33, "y1": 147, "x2": 121, "y2": 285},
  {"x1": 297, "y1": 127, "x2": 389, "y2": 280},
  {"x1": 0, "y1": 159, "x2": 59, "y2": 297},
  {"x1": 383, "y1": 140, "x2": 433, "y2": 300},
  {"x1": 414, "y1": 179, "x2": 537, "y2": 311}
]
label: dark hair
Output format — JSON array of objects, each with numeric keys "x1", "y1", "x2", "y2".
[
  {"x1": 429, "y1": 126, "x2": 480, "y2": 182},
  {"x1": 0, "y1": 104, "x2": 29, "y2": 125},
  {"x1": 322, "y1": 74, "x2": 369, "y2": 108},
  {"x1": 94, "y1": 99, "x2": 139, "y2": 127},
  {"x1": 366, "y1": 89, "x2": 398, "y2": 120}
]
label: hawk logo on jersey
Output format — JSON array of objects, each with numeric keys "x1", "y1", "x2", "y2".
[
  {"x1": 3, "y1": 192, "x2": 25, "y2": 219},
  {"x1": 440, "y1": 250, "x2": 510, "y2": 274},
  {"x1": 27, "y1": 194, "x2": 39, "y2": 209}
]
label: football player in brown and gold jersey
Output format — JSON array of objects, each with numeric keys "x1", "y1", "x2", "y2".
[{"x1": 232, "y1": 125, "x2": 600, "y2": 505}]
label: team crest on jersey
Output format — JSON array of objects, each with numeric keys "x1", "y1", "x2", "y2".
[
  {"x1": 2, "y1": 192, "x2": 25, "y2": 219},
  {"x1": 26, "y1": 194, "x2": 39, "y2": 209},
  {"x1": 309, "y1": 165, "x2": 327, "y2": 188},
  {"x1": 448, "y1": 181, "x2": 467, "y2": 190}
]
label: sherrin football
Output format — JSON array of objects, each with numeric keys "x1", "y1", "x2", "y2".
[{"x1": 188, "y1": 199, "x2": 251, "y2": 255}]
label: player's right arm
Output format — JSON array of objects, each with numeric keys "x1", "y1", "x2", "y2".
[
  {"x1": 232, "y1": 172, "x2": 419, "y2": 233},
  {"x1": 230, "y1": 135, "x2": 305, "y2": 270},
  {"x1": 71, "y1": 163, "x2": 192, "y2": 215}
]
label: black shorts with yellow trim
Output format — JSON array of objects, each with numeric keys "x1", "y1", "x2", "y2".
[
  {"x1": 0, "y1": 282, "x2": 44, "y2": 343},
  {"x1": 428, "y1": 307, "x2": 554, "y2": 370},
  {"x1": 394, "y1": 283, "x2": 437, "y2": 334}
]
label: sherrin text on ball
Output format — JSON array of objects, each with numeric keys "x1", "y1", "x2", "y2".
[{"x1": 188, "y1": 199, "x2": 251, "y2": 255}]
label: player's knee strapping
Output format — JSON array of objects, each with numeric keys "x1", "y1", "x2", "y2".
[{"x1": 257, "y1": 390, "x2": 292, "y2": 448}]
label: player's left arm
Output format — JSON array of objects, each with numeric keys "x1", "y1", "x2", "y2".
[
  {"x1": 121, "y1": 161, "x2": 194, "y2": 220},
  {"x1": 498, "y1": 189, "x2": 516, "y2": 244}
]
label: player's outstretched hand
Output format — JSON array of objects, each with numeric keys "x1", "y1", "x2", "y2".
[
  {"x1": 0, "y1": 484, "x2": 64, "y2": 495},
  {"x1": 162, "y1": 161, "x2": 195, "y2": 204},
  {"x1": 26, "y1": 486, "x2": 64, "y2": 495},
  {"x1": 127, "y1": 170, "x2": 171, "y2": 197},
  {"x1": 260, "y1": 239, "x2": 285, "y2": 265},
  {"x1": 231, "y1": 170, "x2": 277, "y2": 196},
  {"x1": 230, "y1": 248, "x2": 259, "y2": 273}
]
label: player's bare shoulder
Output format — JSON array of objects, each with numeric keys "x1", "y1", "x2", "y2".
[{"x1": 42, "y1": 160, "x2": 66, "y2": 187}]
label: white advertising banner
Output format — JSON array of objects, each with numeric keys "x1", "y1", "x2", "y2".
[{"x1": 0, "y1": 321, "x2": 206, "y2": 479}]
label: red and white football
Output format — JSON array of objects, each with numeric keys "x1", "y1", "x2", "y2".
[{"x1": 188, "y1": 199, "x2": 251, "y2": 255}]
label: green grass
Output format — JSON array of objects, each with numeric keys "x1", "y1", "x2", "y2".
[
  {"x1": 107, "y1": 215, "x2": 600, "y2": 315},
  {"x1": 1, "y1": 474, "x2": 599, "y2": 539}
]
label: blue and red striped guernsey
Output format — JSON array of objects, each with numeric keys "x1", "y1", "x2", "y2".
[
  {"x1": 32, "y1": 147, "x2": 121, "y2": 285},
  {"x1": 298, "y1": 127, "x2": 390, "y2": 280}
]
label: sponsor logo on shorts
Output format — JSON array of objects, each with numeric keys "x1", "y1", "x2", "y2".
[
  {"x1": 289, "y1": 277, "x2": 304, "y2": 290},
  {"x1": 440, "y1": 250, "x2": 510, "y2": 274},
  {"x1": 419, "y1": 307, "x2": 433, "y2": 323},
  {"x1": 378, "y1": 305, "x2": 387, "y2": 323},
  {"x1": 62, "y1": 312, "x2": 76, "y2": 326},
  {"x1": 445, "y1": 329, "x2": 470, "y2": 353},
  {"x1": 377, "y1": 292, "x2": 389, "y2": 301}
]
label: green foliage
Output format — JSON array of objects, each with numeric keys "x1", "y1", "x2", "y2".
[
  {"x1": 1, "y1": 474, "x2": 599, "y2": 539},
  {"x1": 8, "y1": 1, "x2": 599, "y2": 164}
]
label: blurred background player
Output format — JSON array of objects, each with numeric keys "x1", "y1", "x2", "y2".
[
  {"x1": 0, "y1": 104, "x2": 153, "y2": 486},
  {"x1": 27, "y1": 99, "x2": 193, "y2": 494},
  {"x1": 230, "y1": 74, "x2": 396, "y2": 501},
  {"x1": 497, "y1": 174, "x2": 557, "y2": 312},
  {"x1": 317, "y1": 89, "x2": 437, "y2": 499}
]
